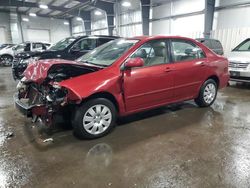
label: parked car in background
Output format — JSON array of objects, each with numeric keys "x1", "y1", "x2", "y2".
[
  {"x1": 12, "y1": 35, "x2": 120, "y2": 80},
  {"x1": 0, "y1": 44, "x2": 15, "y2": 50},
  {"x1": 196, "y1": 38, "x2": 224, "y2": 55},
  {"x1": 228, "y1": 38, "x2": 250, "y2": 83},
  {"x1": 0, "y1": 44, "x2": 19, "y2": 66},
  {"x1": 0, "y1": 42, "x2": 51, "y2": 66},
  {"x1": 14, "y1": 36, "x2": 229, "y2": 139}
]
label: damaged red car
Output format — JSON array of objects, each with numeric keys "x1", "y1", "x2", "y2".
[{"x1": 14, "y1": 36, "x2": 229, "y2": 139}]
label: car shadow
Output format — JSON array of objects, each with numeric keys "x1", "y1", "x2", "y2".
[
  {"x1": 116, "y1": 102, "x2": 192, "y2": 126},
  {"x1": 22, "y1": 100, "x2": 223, "y2": 152}
]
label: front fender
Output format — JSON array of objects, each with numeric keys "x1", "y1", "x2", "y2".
[{"x1": 59, "y1": 68, "x2": 122, "y2": 103}]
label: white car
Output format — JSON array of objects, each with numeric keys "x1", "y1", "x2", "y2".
[
  {"x1": 0, "y1": 42, "x2": 52, "y2": 66},
  {"x1": 228, "y1": 38, "x2": 250, "y2": 83}
]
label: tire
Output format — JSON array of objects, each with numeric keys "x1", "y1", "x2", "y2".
[
  {"x1": 195, "y1": 79, "x2": 218, "y2": 107},
  {"x1": 1, "y1": 55, "x2": 13, "y2": 66},
  {"x1": 72, "y1": 98, "x2": 117, "y2": 139}
]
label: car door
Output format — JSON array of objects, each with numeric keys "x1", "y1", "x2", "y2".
[
  {"x1": 68, "y1": 38, "x2": 97, "y2": 60},
  {"x1": 170, "y1": 39, "x2": 208, "y2": 100},
  {"x1": 123, "y1": 39, "x2": 175, "y2": 112}
]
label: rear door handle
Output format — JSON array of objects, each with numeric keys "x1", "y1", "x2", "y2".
[{"x1": 165, "y1": 67, "x2": 174, "y2": 72}]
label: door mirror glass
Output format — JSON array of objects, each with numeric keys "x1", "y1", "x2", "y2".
[{"x1": 125, "y1": 58, "x2": 144, "y2": 68}]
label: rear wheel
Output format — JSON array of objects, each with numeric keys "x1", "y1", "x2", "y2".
[
  {"x1": 195, "y1": 79, "x2": 218, "y2": 107},
  {"x1": 72, "y1": 98, "x2": 117, "y2": 139}
]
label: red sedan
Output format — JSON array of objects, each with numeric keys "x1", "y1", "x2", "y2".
[{"x1": 15, "y1": 36, "x2": 229, "y2": 139}]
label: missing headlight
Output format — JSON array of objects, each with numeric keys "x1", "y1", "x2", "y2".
[{"x1": 46, "y1": 88, "x2": 67, "y2": 105}]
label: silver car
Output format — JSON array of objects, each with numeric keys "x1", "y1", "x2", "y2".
[{"x1": 228, "y1": 38, "x2": 250, "y2": 83}]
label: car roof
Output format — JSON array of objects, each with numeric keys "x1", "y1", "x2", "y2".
[
  {"x1": 127, "y1": 35, "x2": 198, "y2": 42},
  {"x1": 196, "y1": 38, "x2": 220, "y2": 42},
  {"x1": 75, "y1": 35, "x2": 120, "y2": 39}
]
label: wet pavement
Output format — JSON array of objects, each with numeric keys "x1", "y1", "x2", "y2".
[{"x1": 1, "y1": 67, "x2": 250, "y2": 188}]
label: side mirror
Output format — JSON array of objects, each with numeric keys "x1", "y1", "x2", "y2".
[{"x1": 125, "y1": 58, "x2": 144, "y2": 69}]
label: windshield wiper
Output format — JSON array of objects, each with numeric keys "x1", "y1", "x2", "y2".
[{"x1": 81, "y1": 61, "x2": 108, "y2": 67}]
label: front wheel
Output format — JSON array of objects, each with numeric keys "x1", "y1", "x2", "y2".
[
  {"x1": 195, "y1": 79, "x2": 218, "y2": 107},
  {"x1": 0, "y1": 55, "x2": 13, "y2": 66},
  {"x1": 72, "y1": 98, "x2": 117, "y2": 139}
]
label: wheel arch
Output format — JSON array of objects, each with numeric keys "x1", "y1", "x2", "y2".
[
  {"x1": 82, "y1": 92, "x2": 120, "y2": 113},
  {"x1": 206, "y1": 75, "x2": 220, "y2": 87},
  {"x1": 0, "y1": 54, "x2": 14, "y2": 60},
  {"x1": 0, "y1": 54, "x2": 13, "y2": 58}
]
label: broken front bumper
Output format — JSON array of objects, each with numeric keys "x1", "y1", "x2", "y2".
[
  {"x1": 14, "y1": 93, "x2": 46, "y2": 117},
  {"x1": 14, "y1": 93, "x2": 32, "y2": 117}
]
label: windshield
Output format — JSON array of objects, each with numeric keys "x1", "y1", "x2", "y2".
[
  {"x1": 77, "y1": 39, "x2": 139, "y2": 67},
  {"x1": 50, "y1": 37, "x2": 76, "y2": 51},
  {"x1": 13, "y1": 43, "x2": 26, "y2": 51},
  {"x1": 0, "y1": 44, "x2": 10, "y2": 49},
  {"x1": 233, "y1": 39, "x2": 250, "y2": 52}
]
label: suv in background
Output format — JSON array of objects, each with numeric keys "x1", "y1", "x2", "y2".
[
  {"x1": 196, "y1": 38, "x2": 224, "y2": 55},
  {"x1": 12, "y1": 35, "x2": 120, "y2": 80},
  {"x1": 0, "y1": 42, "x2": 51, "y2": 66},
  {"x1": 228, "y1": 38, "x2": 250, "y2": 83}
]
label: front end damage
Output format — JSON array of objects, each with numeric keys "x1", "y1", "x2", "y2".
[
  {"x1": 15, "y1": 78, "x2": 69, "y2": 125},
  {"x1": 14, "y1": 61, "x2": 99, "y2": 126}
]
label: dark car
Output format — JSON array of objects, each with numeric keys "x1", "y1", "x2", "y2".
[
  {"x1": 15, "y1": 36, "x2": 229, "y2": 139},
  {"x1": 196, "y1": 38, "x2": 224, "y2": 55},
  {"x1": 12, "y1": 35, "x2": 120, "y2": 80}
]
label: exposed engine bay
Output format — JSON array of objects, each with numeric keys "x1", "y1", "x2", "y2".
[
  {"x1": 16, "y1": 63, "x2": 99, "y2": 125},
  {"x1": 46, "y1": 64, "x2": 96, "y2": 82}
]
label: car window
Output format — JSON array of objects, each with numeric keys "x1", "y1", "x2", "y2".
[
  {"x1": 233, "y1": 39, "x2": 250, "y2": 51},
  {"x1": 212, "y1": 40, "x2": 222, "y2": 49},
  {"x1": 98, "y1": 38, "x2": 113, "y2": 46},
  {"x1": 131, "y1": 40, "x2": 170, "y2": 67},
  {"x1": 73, "y1": 38, "x2": 97, "y2": 51},
  {"x1": 201, "y1": 40, "x2": 212, "y2": 49},
  {"x1": 171, "y1": 40, "x2": 205, "y2": 62},
  {"x1": 14, "y1": 44, "x2": 25, "y2": 51},
  {"x1": 33, "y1": 43, "x2": 43, "y2": 49},
  {"x1": 50, "y1": 37, "x2": 76, "y2": 51}
]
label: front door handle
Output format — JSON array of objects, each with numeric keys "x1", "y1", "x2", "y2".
[{"x1": 196, "y1": 61, "x2": 206, "y2": 66}]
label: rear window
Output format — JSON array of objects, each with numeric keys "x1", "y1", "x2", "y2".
[
  {"x1": 211, "y1": 40, "x2": 222, "y2": 49},
  {"x1": 200, "y1": 39, "x2": 212, "y2": 48}
]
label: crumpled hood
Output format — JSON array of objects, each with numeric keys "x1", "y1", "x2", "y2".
[
  {"x1": 23, "y1": 59, "x2": 90, "y2": 84},
  {"x1": 228, "y1": 51, "x2": 250, "y2": 63}
]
